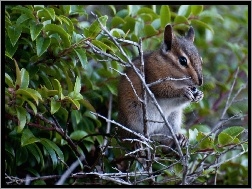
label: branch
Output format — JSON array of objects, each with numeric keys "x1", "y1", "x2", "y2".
[{"x1": 55, "y1": 155, "x2": 86, "y2": 185}]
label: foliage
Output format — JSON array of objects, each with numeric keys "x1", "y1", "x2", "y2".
[{"x1": 4, "y1": 4, "x2": 248, "y2": 185}]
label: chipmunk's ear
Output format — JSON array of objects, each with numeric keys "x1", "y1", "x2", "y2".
[
  {"x1": 163, "y1": 24, "x2": 175, "y2": 52},
  {"x1": 186, "y1": 26, "x2": 195, "y2": 42}
]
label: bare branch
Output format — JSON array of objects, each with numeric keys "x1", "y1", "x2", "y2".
[
  {"x1": 56, "y1": 155, "x2": 86, "y2": 185},
  {"x1": 90, "y1": 112, "x2": 152, "y2": 143}
]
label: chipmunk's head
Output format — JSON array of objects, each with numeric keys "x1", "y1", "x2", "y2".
[{"x1": 161, "y1": 24, "x2": 203, "y2": 87}]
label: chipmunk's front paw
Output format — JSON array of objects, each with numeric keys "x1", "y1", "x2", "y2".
[{"x1": 190, "y1": 87, "x2": 204, "y2": 102}]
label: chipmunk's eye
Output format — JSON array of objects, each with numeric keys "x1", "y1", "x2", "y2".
[{"x1": 179, "y1": 56, "x2": 188, "y2": 67}]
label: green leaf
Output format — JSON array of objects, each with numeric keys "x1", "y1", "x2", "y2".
[
  {"x1": 178, "y1": 5, "x2": 191, "y2": 17},
  {"x1": 105, "y1": 83, "x2": 118, "y2": 96},
  {"x1": 16, "y1": 106, "x2": 27, "y2": 132},
  {"x1": 199, "y1": 10, "x2": 224, "y2": 21},
  {"x1": 191, "y1": 19, "x2": 214, "y2": 34},
  {"x1": 44, "y1": 24, "x2": 71, "y2": 47},
  {"x1": 30, "y1": 23, "x2": 43, "y2": 41},
  {"x1": 111, "y1": 16, "x2": 126, "y2": 28},
  {"x1": 44, "y1": 8, "x2": 55, "y2": 21},
  {"x1": 221, "y1": 126, "x2": 244, "y2": 138},
  {"x1": 73, "y1": 48, "x2": 87, "y2": 68},
  {"x1": 174, "y1": 15, "x2": 189, "y2": 25},
  {"x1": 92, "y1": 40, "x2": 115, "y2": 53},
  {"x1": 59, "y1": 15, "x2": 74, "y2": 34},
  {"x1": 41, "y1": 138, "x2": 64, "y2": 160},
  {"x1": 191, "y1": 5, "x2": 203, "y2": 15},
  {"x1": 196, "y1": 131, "x2": 214, "y2": 150},
  {"x1": 5, "y1": 36, "x2": 18, "y2": 58},
  {"x1": 12, "y1": 6, "x2": 35, "y2": 19},
  {"x1": 74, "y1": 76, "x2": 81, "y2": 94},
  {"x1": 160, "y1": 5, "x2": 171, "y2": 28},
  {"x1": 40, "y1": 139, "x2": 57, "y2": 169},
  {"x1": 16, "y1": 88, "x2": 42, "y2": 105},
  {"x1": 7, "y1": 25, "x2": 22, "y2": 46},
  {"x1": 51, "y1": 98, "x2": 61, "y2": 114},
  {"x1": 21, "y1": 129, "x2": 40, "y2": 147},
  {"x1": 14, "y1": 59, "x2": 21, "y2": 88},
  {"x1": 16, "y1": 147, "x2": 28, "y2": 166},
  {"x1": 144, "y1": 25, "x2": 158, "y2": 37},
  {"x1": 89, "y1": 15, "x2": 108, "y2": 39},
  {"x1": 20, "y1": 68, "x2": 29, "y2": 89},
  {"x1": 16, "y1": 14, "x2": 30, "y2": 25},
  {"x1": 63, "y1": 96, "x2": 80, "y2": 110},
  {"x1": 26, "y1": 99, "x2": 37, "y2": 115},
  {"x1": 79, "y1": 99, "x2": 96, "y2": 112},
  {"x1": 70, "y1": 130, "x2": 88, "y2": 141},
  {"x1": 40, "y1": 72, "x2": 53, "y2": 90},
  {"x1": 218, "y1": 132, "x2": 233, "y2": 146},
  {"x1": 5, "y1": 73, "x2": 14, "y2": 87},
  {"x1": 36, "y1": 37, "x2": 51, "y2": 57},
  {"x1": 52, "y1": 79, "x2": 63, "y2": 99}
]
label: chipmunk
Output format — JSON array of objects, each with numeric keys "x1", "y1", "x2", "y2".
[{"x1": 117, "y1": 24, "x2": 203, "y2": 153}]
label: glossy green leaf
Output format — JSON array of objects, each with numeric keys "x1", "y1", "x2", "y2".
[
  {"x1": 21, "y1": 129, "x2": 40, "y2": 147},
  {"x1": 36, "y1": 37, "x2": 51, "y2": 57},
  {"x1": 5, "y1": 36, "x2": 18, "y2": 58},
  {"x1": 12, "y1": 6, "x2": 34, "y2": 19},
  {"x1": 74, "y1": 76, "x2": 81, "y2": 94},
  {"x1": 51, "y1": 98, "x2": 61, "y2": 114},
  {"x1": 16, "y1": 106, "x2": 27, "y2": 132},
  {"x1": 20, "y1": 68, "x2": 29, "y2": 89},
  {"x1": 89, "y1": 15, "x2": 108, "y2": 39},
  {"x1": 218, "y1": 132, "x2": 233, "y2": 146},
  {"x1": 122, "y1": 16, "x2": 135, "y2": 33},
  {"x1": 40, "y1": 139, "x2": 57, "y2": 169},
  {"x1": 7, "y1": 25, "x2": 22, "y2": 46},
  {"x1": 5, "y1": 143, "x2": 15, "y2": 158},
  {"x1": 199, "y1": 10, "x2": 224, "y2": 21},
  {"x1": 52, "y1": 79, "x2": 63, "y2": 99},
  {"x1": 30, "y1": 23, "x2": 43, "y2": 41},
  {"x1": 44, "y1": 7, "x2": 55, "y2": 21},
  {"x1": 79, "y1": 99, "x2": 96, "y2": 112},
  {"x1": 191, "y1": 19, "x2": 214, "y2": 34},
  {"x1": 178, "y1": 5, "x2": 191, "y2": 17},
  {"x1": 92, "y1": 40, "x2": 115, "y2": 53},
  {"x1": 109, "y1": 28, "x2": 125, "y2": 39},
  {"x1": 144, "y1": 25, "x2": 159, "y2": 37},
  {"x1": 59, "y1": 15, "x2": 74, "y2": 34},
  {"x1": 38, "y1": 86, "x2": 58, "y2": 98},
  {"x1": 64, "y1": 96, "x2": 80, "y2": 110},
  {"x1": 26, "y1": 144, "x2": 41, "y2": 164},
  {"x1": 69, "y1": 5, "x2": 86, "y2": 15},
  {"x1": 196, "y1": 131, "x2": 214, "y2": 150},
  {"x1": 74, "y1": 48, "x2": 87, "y2": 68},
  {"x1": 26, "y1": 99, "x2": 37, "y2": 115},
  {"x1": 105, "y1": 83, "x2": 118, "y2": 96},
  {"x1": 16, "y1": 14, "x2": 30, "y2": 25},
  {"x1": 174, "y1": 15, "x2": 189, "y2": 25},
  {"x1": 160, "y1": 5, "x2": 171, "y2": 28},
  {"x1": 5, "y1": 73, "x2": 14, "y2": 87},
  {"x1": 111, "y1": 16, "x2": 126, "y2": 28},
  {"x1": 221, "y1": 126, "x2": 244, "y2": 138},
  {"x1": 40, "y1": 72, "x2": 53, "y2": 90},
  {"x1": 44, "y1": 24, "x2": 71, "y2": 47},
  {"x1": 16, "y1": 147, "x2": 28, "y2": 166},
  {"x1": 16, "y1": 88, "x2": 42, "y2": 105},
  {"x1": 41, "y1": 138, "x2": 64, "y2": 160},
  {"x1": 14, "y1": 59, "x2": 21, "y2": 88},
  {"x1": 70, "y1": 130, "x2": 88, "y2": 141},
  {"x1": 191, "y1": 5, "x2": 204, "y2": 15}
]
